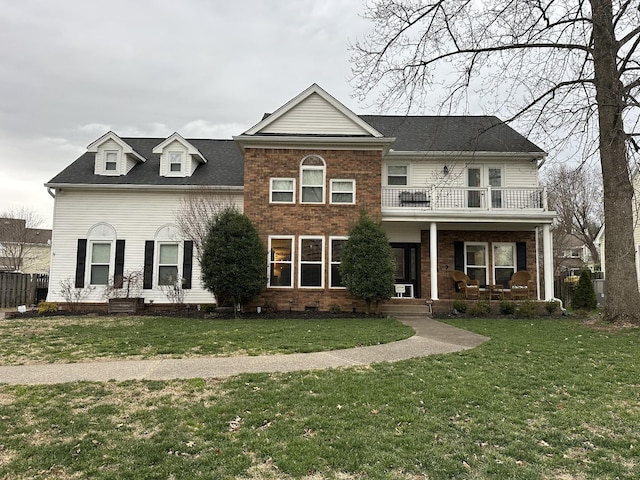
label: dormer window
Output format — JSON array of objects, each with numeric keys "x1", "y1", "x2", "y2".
[
  {"x1": 169, "y1": 152, "x2": 183, "y2": 172},
  {"x1": 105, "y1": 151, "x2": 118, "y2": 172}
]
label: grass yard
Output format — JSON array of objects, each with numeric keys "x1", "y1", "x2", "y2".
[
  {"x1": 0, "y1": 316, "x2": 414, "y2": 365},
  {"x1": 0, "y1": 318, "x2": 639, "y2": 479}
]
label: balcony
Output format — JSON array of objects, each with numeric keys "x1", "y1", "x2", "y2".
[{"x1": 382, "y1": 186, "x2": 548, "y2": 212}]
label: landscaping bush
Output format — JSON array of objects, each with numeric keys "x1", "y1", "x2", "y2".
[
  {"x1": 545, "y1": 300, "x2": 560, "y2": 314},
  {"x1": 516, "y1": 299, "x2": 538, "y2": 318},
  {"x1": 329, "y1": 303, "x2": 342, "y2": 314},
  {"x1": 452, "y1": 299, "x2": 468, "y2": 313},
  {"x1": 571, "y1": 269, "x2": 597, "y2": 311},
  {"x1": 37, "y1": 302, "x2": 58, "y2": 314},
  {"x1": 469, "y1": 300, "x2": 491, "y2": 317},
  {"x1": 499, "y1": 299, "x2": 516, "y2": 315}
]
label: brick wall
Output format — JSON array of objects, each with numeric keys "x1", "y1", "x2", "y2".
[{"x1": 243, "y1": 147, "x2": 383, "y2": 312}]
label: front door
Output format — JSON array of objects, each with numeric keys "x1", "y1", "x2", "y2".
[{"x1": 391, "y1": 243, "x2": 420, "y2": 298}]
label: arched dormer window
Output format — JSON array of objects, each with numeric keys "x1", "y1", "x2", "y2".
[{"x1": 300, "y1": 155, "x2": 325, "y2": 204}]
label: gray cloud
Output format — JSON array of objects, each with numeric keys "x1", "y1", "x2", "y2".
[{"x1": 0, "y1": 0, "x2": 376, "y2": 227}]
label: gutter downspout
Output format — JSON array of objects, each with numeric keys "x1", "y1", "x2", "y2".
[{"x1": 47, "y1": 187, "x2": 56, "y2": 199}]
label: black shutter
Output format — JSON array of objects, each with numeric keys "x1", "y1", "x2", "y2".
[
  {"x1": 454, "y1": 241, "x2": 464, "y2": 272},
  {"x1": 143, "y1": 241, "x2": 154, "y2": 289},
  {"x1": 114, "y1": 240, "x2": 125, "y2": 288},
  {"x1": 516, "y1": 242, "x2": 527, "y2": 271},
  {"x1": 75, "y1": 239, "x2": 87, "y2": 288},
  {"x1": 182, "y1": 240, "x2": 193, "y2": 289}
]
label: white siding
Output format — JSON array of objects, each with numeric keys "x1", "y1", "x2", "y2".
[
  {"x1": 260, "y1": 93, "x2": 372, "y2": 136},
  {"x1": 384, "y1": 158, "x2": 539, "y2": 187},
  {"x1": 159, "y1": 140, "x2": 190, "y2": 177},
  {"x1": 47, "y1": 188, "x2": 243, "y2": 305}
]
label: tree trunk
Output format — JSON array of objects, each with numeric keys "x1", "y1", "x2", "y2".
[{"x1": 591, "y1": 0, "x2": 640, "y2": 323}]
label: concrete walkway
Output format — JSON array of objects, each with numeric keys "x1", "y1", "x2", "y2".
[{"x1": 0, "y1": 317, "x2": 489, "y2": 386}]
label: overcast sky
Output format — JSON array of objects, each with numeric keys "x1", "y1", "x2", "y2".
[{"x1": 0, "y1": 0, "x2": 394, "y2": 228}]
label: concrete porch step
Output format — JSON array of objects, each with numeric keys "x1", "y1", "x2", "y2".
[{"x1": 381, "y1": 300, "x2": 432, "y2": 317}]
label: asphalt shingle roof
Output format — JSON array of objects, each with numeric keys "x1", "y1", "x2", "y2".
[{"x1": 47, "y1": 116, "x2": 544, "y2": 187}]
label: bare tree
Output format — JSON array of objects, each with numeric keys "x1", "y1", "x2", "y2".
[
  {"x1": 0, "y1": 207, "x2": 45, "y2": 272},
  {"x1": 175, "y1": 188, "x2": 240, "y2": 261},
  {"x1": 543, "y1": 164, "x2": 603, "y2": 265},
  {"x1": 351, "y1": 0, "x2": 640, "y2": 323}
]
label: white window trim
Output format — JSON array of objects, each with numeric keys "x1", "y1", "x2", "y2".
[
  {"x1": 386, "y1": 163, "x2": 409, "y2": 186},
  {"x1": 168, "y1": 151, "x2": 183, "y2": 174},
  {"x1": 492, "y1": 242, "x2": 516, "y2": 285},
  {"x1": 464, "y1": 242, "x2": 488, "y2": 285},
  {"x1": 103, "y1": 150, "x2": 120, "y2": 175},
  {"x1": 156, "y1": 241, "x2": 182, "y2": 287},
  {"x1": 268, "y1": 236, "x2": 295, "y2": 288},
  {"x1": 298, "y1": 236, "x2": 324, "y2": 288},
  {"x1": 329, "y1": 236, "x2": 348, "y2": 289},
  {"x1": 270, "y1": 178, "x2": 296, "y2": 204},
  {"x1": 300, "y1": 155, "x2": 326, "y2": 204},
  {"x1": 88, "y1": 240, "x2": 114, "y2": 286},
  {"x1": 330, "y1": 179, "x2": 356, "y2": 205}
]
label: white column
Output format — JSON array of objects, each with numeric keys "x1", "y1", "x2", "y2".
[
  {"x1": 430, "y1": 222, "x2": 439, "y2": 300},
  {"x1": 543, "y1": 224, "x2": 554, "y2": 300}
]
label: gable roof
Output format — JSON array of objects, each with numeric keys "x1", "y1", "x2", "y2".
[
  {"x1": 360, "y1": 115, "x2": 545, "y2": 154},
  {"x1": 243, "y1": 84, "x2": 383, "y2": 137},
  {"x1": 87, "y1": 131, "x2": 146, "y2": 162},
  {"x1": 152, "y1": 132, "x2": 207, "y2": 163},
  {"x1": 47, "y1": 138, "x2": 243, "y2": 188}
]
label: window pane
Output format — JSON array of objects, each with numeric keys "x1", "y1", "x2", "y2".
[
  {"x1": 466, "y1": 245, "x2": 486, "y2": 266},
  {"x1": 159, "y1": 266, "x2": 178, "y2": 285},
  {"x1": 467, "y1": 267, "x2": 486, "y2": 283},
  {"x1": 332, "y1": 193, "x2": 353, "y2": 203},
  {"x1": 495, "y1": 267, "x2": 514, "y2": 287},
  {"x1": 90, "y1": 265, "x2": 110, "y2": 285},
  {"x1": 332, "y1": 181, "x2": 352, "y2": 192},
  {"x1": 301, "y1": 239, "x2": 322, "y2": 261},
  {"x1": 272, "y1": 192, "x2": 293, "y2": 202},
  {"x1": 105, "y1": 162, "x2": 117, "y2": 171},
  {"x1": 301, "y1": 264, "x2": 322, "y2": 287},
  {"x1": 489, "y1": 168, "x2": 502, "y2": 187},
  {"x1": 159, "y1": 244, "x2": 178, "y2": 264},
  {"x1": 493, "y1": 245, "x2": 514, "y2": 266},
  {"x1": 388, "y1": 166, "x2": 407, "y2": 175},
  {"x1": 331, "y1": 239, "x2": 345, "y2": 262},
  {"x1": 331, "y1": 264, "x2": 342, "y2": 288},
  {"x1": 271, "y1": 238, "x2": 292, "y2": 261},
  {"x1": 92, "y1": 243, "x2": 111, "y2": 263},
  {"x1": 302, "y1": 186, "x2": 323, "y2": 203},
  {"x1": 302, "y1": 170, "x2": 323, "y2": 185},
  {"x1": 272, "y1": 179, "x2": 293, "y2": 190}
]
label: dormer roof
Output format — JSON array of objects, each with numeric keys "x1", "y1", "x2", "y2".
[
  {"x1": 87, "y1": 131, "x2": 146, "y2": 162},
  {"x1": 152, "y1": 132, "x2": 206, "y2": 164}
]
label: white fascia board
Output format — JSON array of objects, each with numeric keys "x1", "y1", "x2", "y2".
[
  {"x1": 87, "y1": 131, "x2": 146, "y2": 162},
  {"x1": 234, "y1": 135, "x2": 395, "y2": 153},
  {"x1": 44, "y1": 183, "x2": 243, "y2": 192},
  {"x1": 242, "y1": 84, "x2": 384, "y2": 137},
  {"x1": 152, "y1": 132, "x2": 207, "y2": 163},
  {"x1": 385, "y1": 150, "x2": 547, "y2": 161},
  {"x1": 382, "y1": 211, "x2": 557, "y2": 226}
]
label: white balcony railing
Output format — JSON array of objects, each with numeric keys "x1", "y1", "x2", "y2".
[{"x1": 382, "y1": 186, "x2": 548, "y2": 211}]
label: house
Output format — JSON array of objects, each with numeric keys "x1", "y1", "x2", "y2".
[
  {"x1": 555, "y1": 232, "x2": 601, "y2": 276},
  {"x1": 45, "y1": 84, "x2": 556, "y2": 310},
  {"x1": 0, "y1": 218, "x2": 52, "y2": 274}
]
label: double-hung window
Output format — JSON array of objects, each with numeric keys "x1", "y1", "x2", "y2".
[
  {"x1": 493, "y1": 243, "x2": 516, "y2": 287},
  {"x1": 105, "y1": 151, "x2": 118, "y2": 172},
  {"x1": 300, "y1": 156, "x2": 325, "y2": 203},
  {"x1": 158, "y1": 243, "x2": 179, "y2": 286},
  {"x1": 299, "y1": 236, "x2": 324, "y2": 287},
  {"x1": 387, "y1": 165, "x2": 407, "y2": 185},
  {"x1": 270, "y1": 178, "x2": 295, "y2": 203},
  {"x1": 465, "y1": 243, "x2": 488, "y2": 286},
  {"x1": 90, "y1": 242, "x2": 111, "y2": 285},
  {"x1": 169, "y1": 152, "x2": 183, "y2": 173},
  {"x1": 330, "y1": 237, "x2": 347, "y2": 288},
  {"x1": 268, "y1": 237, "x2": 294, "y2": 287},
  {"x1": 330, "y1": 180, "x2": 355, "y2": 204}
]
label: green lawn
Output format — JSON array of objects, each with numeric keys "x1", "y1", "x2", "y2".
[
  {"x1": 0, "y1": 318, "x2": 639, "y2": 479},
  {"x1": 0, "y1": 315, "x2": 414, "y2": 365}
]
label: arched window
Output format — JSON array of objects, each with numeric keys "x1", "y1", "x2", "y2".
[{"x1": 300, "y1": 155, "x2": 325, "y2": 203}]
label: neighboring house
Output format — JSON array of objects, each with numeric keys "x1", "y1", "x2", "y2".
[
  {"x1": 45, "y1": 84, "x2": 556, "y2": 309},
  {"x1": 555, "y1": 232, "x2": 601, "y2": 276},
  {"x1": 0, "y1": 218, "x2": 51, "y2": 273}
]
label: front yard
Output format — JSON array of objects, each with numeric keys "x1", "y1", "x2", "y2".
[{"x1": 1, "y1": 317, "x2": 639, "y2": 479}]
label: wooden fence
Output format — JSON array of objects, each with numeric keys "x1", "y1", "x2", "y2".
[{"x1": 0, "y1": 272, "x2": 49, "y2": 308}]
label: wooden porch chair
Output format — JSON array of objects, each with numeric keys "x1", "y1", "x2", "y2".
[
  {"x1": 508, "y1": 270, "x2": 532, "y2": 299},
  {"x1": 451, "y1": 270, "x2": 480, "y2": 299}
]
